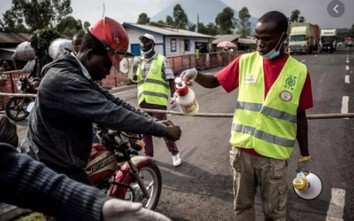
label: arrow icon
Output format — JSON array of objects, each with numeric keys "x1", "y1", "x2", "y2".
[{"x1": 328, "y1": 0, "x2": 344, "y2": 17}]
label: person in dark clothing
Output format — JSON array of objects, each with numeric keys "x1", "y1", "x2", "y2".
[
  {"x1": 0, "y1": 115, "x2": 18, "y2": 147},
  {"x1": 20, "y1": 17, "x2": 181, "y2": 185},
  {"x1": 0, "y1": 115, "x2": 171, "y2": 221}
]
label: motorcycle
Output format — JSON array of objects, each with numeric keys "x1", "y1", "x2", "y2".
[
  {"x1": 85, "y1": 125, "x2": 162, "y2": 210},
  {"x1": 5, "y1": 76, "x2": 39, "y2": 121}
]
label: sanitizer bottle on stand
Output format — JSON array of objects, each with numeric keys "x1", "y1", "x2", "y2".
[{"x1": 174, "y1": 76, "x2": 199, "y2": 115}]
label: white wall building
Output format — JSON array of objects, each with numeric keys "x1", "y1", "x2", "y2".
[{"x1": 123, "y1": 23, "x2": 214, "y2": 57}]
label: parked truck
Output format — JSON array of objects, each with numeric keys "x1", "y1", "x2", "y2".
[
  {"x1": 288, "y1": 23, "x2": 319, "y2": 54},
  {"x1": 320, "y1": 29, "x2": 337, "y2": 53}
]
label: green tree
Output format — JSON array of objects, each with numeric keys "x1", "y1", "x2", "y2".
[
  {"x1": 298, "y1": 16, "x2": 306, "y2": 23},
  {"x1": 0, "y1": 0, "x2": 72, "y2": 32},
  {"x1": 0, "y1": 10, "x2": 27, "y2": 32},
  {"x1": 137, "y1": 13, "x2": 150, "y2": 24},
  {"x1": 215, "y1": 7, "x2": 235, "y2": 34},
  {"x1": 206, "y1": 23, "x2": 219, "y2": 36},
  {"x1": 235, "y1": 7, "x2": 251, "y2": 37},
  {"x1": 173, "y1": 4, "x2": 188, "y2": 29},
  {"x1": 166, "y1": 16, "x2": 174, "y2": 26},
  {"x1": 189, "y1": 22, "x2": 218, "y2": 35},
  {"x1": 290, "y1": 10, "x2": 300, "y2": 23},
  {"x1": 56, "y1": 16, "x2": 83, "y2": 37}
]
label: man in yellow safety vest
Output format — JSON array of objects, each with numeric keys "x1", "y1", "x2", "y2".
[
  {"x1": 135, "y1": 33, "x2": 182, "y2": 167},
  {"x1": 181, "y1": 11, "x2": 313, "y2": 220}
]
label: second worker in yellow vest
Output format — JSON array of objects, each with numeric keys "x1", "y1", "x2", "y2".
[{"x1": 135, "y1": 33, "x2": 182, "y2": 167}]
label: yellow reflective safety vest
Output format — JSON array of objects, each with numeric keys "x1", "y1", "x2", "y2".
[
  {"x1": 136, "y1": 54, "x2": 169, "y2": 106},
  {"x1": 230, "y1": 52, "x2": 307, "y2": 160}
]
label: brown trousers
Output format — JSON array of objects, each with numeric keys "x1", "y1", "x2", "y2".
[{"x1": 229, "y1": 146, "x2": 288, "y2": 221}]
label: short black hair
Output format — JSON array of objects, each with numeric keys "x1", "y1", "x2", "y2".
[
  {"x1": 79, "y1": 32, "x2": 107, "y2": 55},
  {"x1": 258, "y1": 11, "x2": 288, "y2": 33}
]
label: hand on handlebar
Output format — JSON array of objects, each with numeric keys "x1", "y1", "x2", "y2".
[
  {"x1": 161, "y1": 121, "x2": 181, "y2": 141},
  {"x1": 159, "y1": 119, "x2": 175, "y2": 126}
]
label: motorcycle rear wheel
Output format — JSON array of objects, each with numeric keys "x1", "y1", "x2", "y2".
[
  {"x1": 127, "y1": 161, "x2": 162, "y2": 210},
  {"x1": 5, "y1": 97, "x2": 32, "y2": 121}
]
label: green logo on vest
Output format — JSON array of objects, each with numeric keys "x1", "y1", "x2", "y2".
[{"x1": 284, "y1": 75, "x2": 297, "y2": 90}]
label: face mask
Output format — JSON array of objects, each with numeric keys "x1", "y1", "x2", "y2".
[
  {"x1": 141, "y1": 43, "x2": 155, "y2": 56},
  {"x1": 261, "y1": 33, "x2": 285, "y2": 60},
  {"x1": 141, "y1": 47, "x2": 153, "y2": 55}
]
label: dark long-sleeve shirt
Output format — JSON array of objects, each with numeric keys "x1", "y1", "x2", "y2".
[
  {"x1": 0, "y1": 142, "x2": 107, "y2": 221},
  {"x1": 21, "y1": 53, "x2": 166, "y2": 174}
]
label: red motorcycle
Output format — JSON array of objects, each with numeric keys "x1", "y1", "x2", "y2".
[
  {"x1": 5, "y1": 76, "x2": 39, "y2": 121},
  {"x1": 85, "y1": 125, "x2": 162, "y2": 210}
]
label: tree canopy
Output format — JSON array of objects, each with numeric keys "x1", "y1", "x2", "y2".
[
  {"x1": 0, "y1": 0, "x2": 73, "y2": 32},
  {"x1": 235, "y1": 7, "x2": 251, "y2": 37},
  {"x1": 215, "y1": 7, "x2": 235, "y2": 34},
  {"x1": 289, "y1": 10, "x2": 306, "y2": 23},
  {"x1": 137, "y1": 13, "x2": 150, "y2": 25},
  {"x1": 173, "y1": 4, "x2": 189, "y2": 29}
]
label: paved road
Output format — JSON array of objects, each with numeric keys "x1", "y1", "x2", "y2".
[{"x1": 11, "y1": 47, "x2": 354, "y2": 221}]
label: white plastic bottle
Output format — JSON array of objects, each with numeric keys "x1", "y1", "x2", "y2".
[{"x1": 174, "y1": 77, "x2": 199, "y2": 115}]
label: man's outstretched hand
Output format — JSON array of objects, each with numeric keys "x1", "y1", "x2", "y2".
[
  {"x1": 102, "y1": 198, "x2": 171, "y2": 221},
  {"x1": 180, "y1": 68, "x2": 198, "y2": 82}
]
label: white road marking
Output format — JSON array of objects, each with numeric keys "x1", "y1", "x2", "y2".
[
  {"x1": 326, "y1": 188, "x2": 345, "y2": 221},
  {"x1": 345, "y1": 75, "x2": 350, "y2": 84},
  {"x1": 341, "y1": 96, "x2": 349, "y2": 114},
  {"x1": 346, "y1": 66, "x2": 349, "y2": 71},
  {"x1": 301, "y1": 59, "x2": 306, "y2": 63}
]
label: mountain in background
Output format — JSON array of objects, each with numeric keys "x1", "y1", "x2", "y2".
[{"x1": 150, "y1": 0, "x2": 258, "y2": 32}]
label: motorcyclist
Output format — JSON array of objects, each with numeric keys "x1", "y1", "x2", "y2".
[
  {"x1": 20, "y1": 17, "x2": 182, "y2": 185},
  {"x1": 0, "y1": 114, "x2": 171, "y2": 221}
]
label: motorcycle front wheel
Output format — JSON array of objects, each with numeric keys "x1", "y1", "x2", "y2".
[
  {"x1": 5, "y1": 97, "x2": 32, "y2": 121},
  {"x1": 127, "y1": 161, "x2": 162, "y2": 210}
]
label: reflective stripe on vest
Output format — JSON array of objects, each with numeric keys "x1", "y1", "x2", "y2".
[
  {"x1": 136, "y1": 55, "x2": 169, "y2": 105},
  {"x1": 230, "y1": 52, "x2": 307, "y2": 160}
]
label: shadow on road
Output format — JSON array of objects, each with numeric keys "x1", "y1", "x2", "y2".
[{"x1": 155, "y1": 160, "x2": 233, "y2": 201}]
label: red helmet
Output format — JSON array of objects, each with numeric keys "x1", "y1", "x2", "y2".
[{"x1": 89, "y1": 17, "x2": 133, "y2": 67}]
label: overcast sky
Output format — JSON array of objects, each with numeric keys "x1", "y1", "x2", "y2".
[{"x1": 0, "y1": 0, "x2": 353, "y2": 29}]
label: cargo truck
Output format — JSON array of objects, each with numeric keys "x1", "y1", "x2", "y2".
[
  {"x1": 288, "y1": 23, "x2": 319, "y2": 54},
  {"x1": 320, "y1": 29, "x2": 337, "y2": 53}
]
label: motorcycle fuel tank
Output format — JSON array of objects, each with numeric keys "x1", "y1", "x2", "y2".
[{"x1": 86, "y1": 143, "x2": 118, "y2": 185}]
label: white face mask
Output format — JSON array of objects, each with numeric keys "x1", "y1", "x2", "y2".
[
  {"x1": 140, "y1": 42, "x2": 155, "y2": 56},
  {"x1": 141, "y1": 47, "x2": 153, "y2": 55},
  {"x1": 260, "y1": 33, "x2": 285, "y2": 60}
]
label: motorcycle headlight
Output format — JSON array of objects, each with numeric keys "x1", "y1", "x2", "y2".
[{"x1": 16, "y1": 81, "x2": 23, "y2": 91}]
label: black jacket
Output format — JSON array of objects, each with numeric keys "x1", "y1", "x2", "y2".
[
  {"x1": 0, "y1": 142, "x2": 107, "y2": 221},
  {"x1": 21, "y1": 53, "x2": 166, "y2": 173}
]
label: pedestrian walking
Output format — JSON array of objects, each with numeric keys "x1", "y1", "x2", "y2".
[{"x1": 135, "y1": 33, "x2": 182, "y2": 167}]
